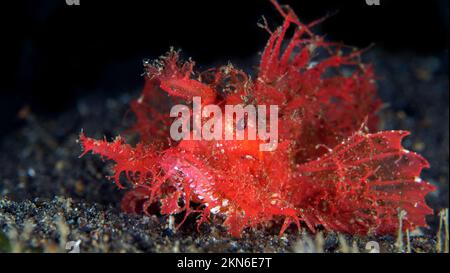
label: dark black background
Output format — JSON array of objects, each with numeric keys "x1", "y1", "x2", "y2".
[{"x1": 0, "y1": 0, "x2": 448, "y2": 137}]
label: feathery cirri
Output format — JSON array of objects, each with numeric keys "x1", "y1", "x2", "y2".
[{"x1": 80, "y1": 1, "x2": 435, "y2": 237}]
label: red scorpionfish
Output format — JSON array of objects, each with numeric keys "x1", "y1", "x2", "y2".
[{"x1": 80, "y1": 1, "x2": 435, "y2": 237}]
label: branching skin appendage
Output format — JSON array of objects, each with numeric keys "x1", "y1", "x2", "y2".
[{"x1": 79, "y1": 2, "x2": 435, "y2": 238}]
